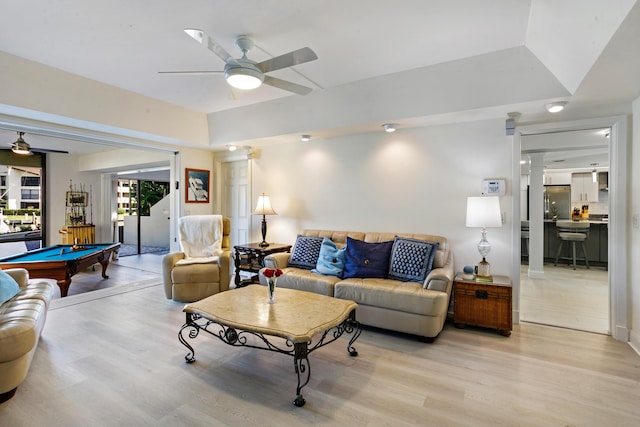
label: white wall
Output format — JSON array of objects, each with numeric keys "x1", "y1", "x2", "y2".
[
  {"x1": 249, "y1": 119, "x2": 513, "y2": 278},
  {"x1": 630, "y1": 96, "x2": 640, "y2": 352},
  {"x1": 0, "y1": 51, "x2": 209, "y2": 147},
  {"x1": 123, "y1": 195, "x2": 170, "y2": 247}
]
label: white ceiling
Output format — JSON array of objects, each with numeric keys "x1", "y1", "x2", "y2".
[{"x1": 0, "y1": 0, "x2": 639, "y2": 159}]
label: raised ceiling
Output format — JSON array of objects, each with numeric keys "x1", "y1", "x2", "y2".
[{"x1": 1, "y1": 0, "x2": 639, "y2": 151}]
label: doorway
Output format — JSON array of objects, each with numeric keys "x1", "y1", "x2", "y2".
[
  {"x1": 221, "y1": 160, "x2": 251, "y2": 284},
  {"x1": 221, "y1": 160, "x2": 251, "y2": 248},
  {"x1": 520, "y1": 129, "x2": 610, "y2": 334},
  {"x1": 514, "y1": 116, "x2": 629, "y2": 342}
]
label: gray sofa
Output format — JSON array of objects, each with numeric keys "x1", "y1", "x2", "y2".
[{"x1": 260, "y1": 229, "x2": 454, "y2": 341}]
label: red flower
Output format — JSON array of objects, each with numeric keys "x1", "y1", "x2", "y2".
[{"x1": 263, "y1": 268, "x2": 283, "y2": 278}]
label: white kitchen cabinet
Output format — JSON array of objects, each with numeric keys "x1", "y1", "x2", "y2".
[
  {"x1": 571, "y1": 172, "x2": 599, "y2": 202},
  {"x1": 544, "y1": 171, "x2": 572, "y2": 185}
]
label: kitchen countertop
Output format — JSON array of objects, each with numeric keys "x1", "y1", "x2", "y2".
[{"x1": 543, "y1": 219, "x2": 608, "y2": 225}]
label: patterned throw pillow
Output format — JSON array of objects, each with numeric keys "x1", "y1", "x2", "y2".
[
  {"x1": 312, "y1": 237, "x2": 346, "y2": 277},
  {"x1": 387, "y1": 237, "x2": 439, "y2": 283},
  {"x1": 341, "y1": 237, "x2": 394, "y2": 279},
  {"x1": 288, "y1": 235, "x2": 324, "y2": 270}
]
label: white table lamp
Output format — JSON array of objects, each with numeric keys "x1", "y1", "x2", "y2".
[{"x1": 466, "y1": 196, "x2": 502, "y2": 276}]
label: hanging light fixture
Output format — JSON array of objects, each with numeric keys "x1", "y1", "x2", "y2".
[
  {"x1": 591, "y1": 163, "x2": 599, "y2": 183},
  {"x1": 11, "y1": 132, "x2": 32, "y2": 155}
]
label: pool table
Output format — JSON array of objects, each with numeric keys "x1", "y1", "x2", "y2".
[{"x1": 0, "y1": 243, "x2": 121, "y2": 297}]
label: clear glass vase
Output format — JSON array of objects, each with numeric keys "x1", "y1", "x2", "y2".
[{"x1": 267, "y1": 277, "x2": 277, "y2": 303}]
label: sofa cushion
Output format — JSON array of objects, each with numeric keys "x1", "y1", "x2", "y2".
[
  {"x1": 312, "y1": 238, "x2": 346, "y2": 277},
  {"x1": 334, "y1": 278, "x2": 449, "y2": 317},
  {"x1": 388, "y1": 237, "x2": 438, "y2": 283},
  {"x1": 0, "y1": 297, "x2": 47, "y2": 362},
  {"x1": 341, "y1": 237, "x2": 393, "y2": 279},
  {"x1": 275, "y1": 268, "x2": 341, "y2": 296},
  {"x1": 0, "y1": 270, "x2": 21, "y2": 305},
  {"x1": 288, "y1": 235, "x2": 324, "y2": 270}
]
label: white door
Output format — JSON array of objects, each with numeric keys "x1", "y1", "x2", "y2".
[{"x1": 221, "y1": 160, "x2": 250, "y2": 248}]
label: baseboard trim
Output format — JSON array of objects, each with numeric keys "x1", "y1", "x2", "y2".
[{"x1": 527, "y1": 269, "x2": 545, "y2": 279}]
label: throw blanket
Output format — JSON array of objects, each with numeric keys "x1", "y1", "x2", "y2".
[{"x1": 176, "y1": 214, "x2": 223, "y2": 265}]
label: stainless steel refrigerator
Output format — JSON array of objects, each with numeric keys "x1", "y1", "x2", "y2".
[{"x1": 544, "y1": 185, "x2": 571, "y2": 220}]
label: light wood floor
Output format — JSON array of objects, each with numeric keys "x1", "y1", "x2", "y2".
[
  {"x1": 1, "y1": 271, "x2": 639, "y2": 426},
  {"x1": 520, "y1": 262, "x2": 609, "y2": 334},
  {"x1": 46, "y1": 253, "x2": 164, "y2": 299}
]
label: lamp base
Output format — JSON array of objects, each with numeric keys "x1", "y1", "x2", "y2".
[
  {"x1": 259, "y1": 241, "x2": 270, "y2": 247},
  {"x1": 476, "y1": 257, "x2": 491, "y2": 278}
]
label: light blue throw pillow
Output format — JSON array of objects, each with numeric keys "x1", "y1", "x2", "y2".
[
  {"x1": 312, "y1": 238, "x2": 346, "y2": 277},
  {"x1": 0, "y1": 269, "x2": 21, "y2": 305}
]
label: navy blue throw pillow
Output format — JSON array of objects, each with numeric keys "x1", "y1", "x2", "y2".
[
  {"x1": 341, "y1": 237, "x2": 393, "y2": 279},
  {"x1": 387, "y1": 237, "x2": 438, "y2": 283},
  {"x1": 288, "y1": 235, "x2": 324, "y2": 270}
]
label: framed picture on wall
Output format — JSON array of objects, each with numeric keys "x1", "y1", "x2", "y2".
[{"x1": 185, "y1": 168, "x2": 210, "y2": 203}]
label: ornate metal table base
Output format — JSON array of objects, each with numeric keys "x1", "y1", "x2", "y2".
[{"x1": 178, "y1": 310, "x2": 361, "y2": 407}]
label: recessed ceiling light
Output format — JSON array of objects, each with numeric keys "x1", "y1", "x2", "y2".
[
  {"x1": 545, "y1": 101, "x2": 567, "y2": 113},
  {"x1": 382, "y1": 123, "x2": 397, "y2": 133},
  {"x1": 300, "y1": 134, "x2": 311, "y2": 142},
  {"x1": 227, "y1": 145, "x2": 237, "y2": 151}
]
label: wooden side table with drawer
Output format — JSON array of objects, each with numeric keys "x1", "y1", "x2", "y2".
[{"x1": 453, "y1": 274, "x2": 512, "y2": 336}]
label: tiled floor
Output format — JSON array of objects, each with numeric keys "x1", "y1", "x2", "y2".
[{"x1": 520, "y1": 262, "x2": 609, "y2": 334}]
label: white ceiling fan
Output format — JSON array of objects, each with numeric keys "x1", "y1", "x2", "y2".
[
  {"x1": 160, "y1": 29, "x2": 318, "y2": 95},
  {"x1": 9, "y1": 132, "x2": 68, "y2": 156}
]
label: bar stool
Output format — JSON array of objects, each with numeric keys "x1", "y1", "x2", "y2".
[
  {"x1": 521, "y1": 220, "x2": 529, "y2": 258},
  {"x1": 554, "y1": 220, "x2": 590, "y2": 270}
]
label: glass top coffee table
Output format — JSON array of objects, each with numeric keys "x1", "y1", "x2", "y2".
[{"x1": 179, "y1": 285, "x2": 362, "y2": 407}]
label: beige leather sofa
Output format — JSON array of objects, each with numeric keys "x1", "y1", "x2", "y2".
[
  {"x1": 261, "y1": 229, "x2": 454, "y2": 341},
  {"x1": 0, "y1": 268, "x2": 55, "y2": 403},
  {"x1": 162, "y1": 216, "x2": 232, "y2": 302}
]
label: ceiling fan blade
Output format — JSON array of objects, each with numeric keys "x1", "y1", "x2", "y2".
[
  {"x1": 31, "y1": 148, "x2": 69, "y2": 154},
  {"x1": 184, "y1": 28, "x2": 238, "y2": 65},
  {"x1": 158, "y1": 70, "x2": 223, "y2": 75},
  {"x1": 255, "y1": 47, "x2": 317, "y2": 73},
  {"x1": 263, "y1": 76, "x2": 312, "y2": 95}
]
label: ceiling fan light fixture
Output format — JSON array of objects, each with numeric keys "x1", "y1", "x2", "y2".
[
  {"x1": 225, "y1": 67, "x2": 264, "y2": 90},
  {"x1": 11, "y1": 132, "x2": 32, "y2": 155},
  {"x1": 545, "y1": 101, "x2": 567, "y2": 113}
]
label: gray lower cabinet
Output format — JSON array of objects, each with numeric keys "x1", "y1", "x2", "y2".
[{"x1": 541, "y1": 221, "x2": 607, "y2": 267}]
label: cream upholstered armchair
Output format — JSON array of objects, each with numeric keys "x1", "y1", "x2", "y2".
[{"x1": 162, "y1": 215, "x2": 231, "y2": 302}]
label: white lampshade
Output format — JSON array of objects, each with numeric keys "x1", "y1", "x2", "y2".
[
  {"x1": 253, "y1": 194, "x2": 277, "y2": 216},
  {"x1": 466, "y1": 196, "x2": 502, "y2": 228}
]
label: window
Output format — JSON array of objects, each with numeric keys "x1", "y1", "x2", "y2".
[
  {"x1": 0, "y1": 155, "x2": 44, "y2": 248},
  {"x1": 21, "y1": 189, "x2": 40, "y2": 199},
  {"x1": 21, "y1": 176, "x2": 40, "y2": 186}
]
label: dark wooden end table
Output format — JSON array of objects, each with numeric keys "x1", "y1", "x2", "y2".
[{"x1": 233, "y1": 242, "x2": 292, "y2": 287}]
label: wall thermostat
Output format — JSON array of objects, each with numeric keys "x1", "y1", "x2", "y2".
[{"x1": 482, "y1": 179, "x2": 506, "y2": 196}]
